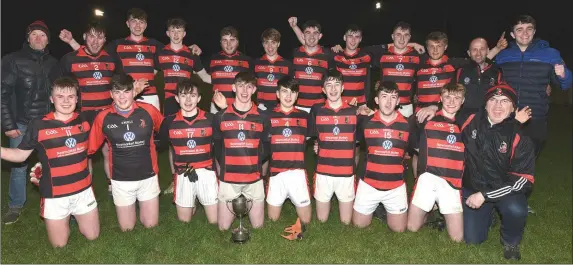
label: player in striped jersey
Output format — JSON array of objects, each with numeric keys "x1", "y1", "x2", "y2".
[
  {"x1": 159, "y1": 80, "x2": 218, "y2": 224},
  {"x1": 353, "y1": 81, "x2": 415, "y2": 231},
  {"x1": 407, "y1": 83, "x2": 466, "y2": 242},
  {"x1": 266, "y1": 76, "x2": 312, "y2": 232},
  {"x1": 1, "y1": 77, "x2": 99, "y2": 247}
]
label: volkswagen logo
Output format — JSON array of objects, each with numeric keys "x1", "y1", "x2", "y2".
[
  {"x1": 382, "y1": 140, "x2": 392, "y2": 150},
  {"x1": 349, "y1": 64, "x2": 357, "y2": 70},
  {"x1": 267, "y1": 74, "x2": 275, "y2": 82},
  {"x1": 282, "y1": 128, "x2": 292, "y2": 138},
  {"x1": 396, "y1": 64, "x2": 404, "y2": 71},
  {"x1": 186, "y1": 139, "x2": 196, "y2": 149},
  {"x1": 172, "y1": 64, "x2": 181, "y2": 72},
  {"x1": 224, "y1": 65, "x2": 233, "y2": 72},
  {"x1": 93, "y1": 71, "x2": 102, "y2": 80},
  {"x1": 237, "y1": 132, "x2": 246, "y2": 141},
  {"x1": 123, "y1": 132, "x2": 136, "y2": 142},
  {"x1": 429, "y1": 75, "x2": 438, "y2": 83},
  {"x1": 65, "y1": 138, "x2": 77, "y2": 148},
  {"x1": 305, "y1": 66, "x2": 313, "y2": 75},
  {"x1": 136, "y1": 53, "x2": 145, "y2": 61},
  {"x1": 446, "y1": 134, "x2": 456, "y2": 144}
]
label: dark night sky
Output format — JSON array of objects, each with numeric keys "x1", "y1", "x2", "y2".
[{"x1": 2, "y1": 0, "x2": 571, "y2": 65}]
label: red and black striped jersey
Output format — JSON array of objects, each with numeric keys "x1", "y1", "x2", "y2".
[
  {"x1": 292, "y1": 46, "x2": 335, "y2": 108},
  {"x1": 209, "y1": 51, "x2": 253, "y2": 105},
  {"x1": 358, "y1": 111, "x2": 415, "y2": 190},
  {"x1": 309, "y1": 102, "x2": 360, "y2": 177},
  {"x1": 415, "y1": 55, "x2": 467, "y2": 107},
  {"x1": 268, "y1": 107, "x2": 308, "y2": 176},
  {"x1": 333, "y1": 49, "x2": 372, "y2": 106},
  {"x1": 106, "y1": 36, "x2": 164, "y2": 96},
  {"x1": 18, "y1": 112, "x2": 91, "y2": 198},
  {"x1": 411, "y1": 111, "x2": 465, "y2": 189},
  {"x1": 155, "y1": 44, "x2": 205, "y2": 99},
  {"x1": 88, "y1": 102, "x2": 163, "y2": 181},
  {"x1": 371, "y1": 46, "x2": 420, "y2": 104},
  {"x1": 254, "y1": 54, "x2": 293, "y2": 107},
  {"x1": 57, "y1": 47, "x2": 117, "y2": 111},
  {"x1": 160, "y1": 109, "x2": 214, "y2": 171},
  {"x1": 213, "y1": 104, "x2": 270, "y2": 184}
]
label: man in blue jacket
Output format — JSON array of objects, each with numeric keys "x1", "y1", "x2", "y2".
[{"x1": 495, "y1": 15, "x2": 571, "y2": 157}]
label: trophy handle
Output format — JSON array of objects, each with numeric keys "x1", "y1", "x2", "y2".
[{"x1": 226, "y1": 200, "x2": 235, "y2": 216}]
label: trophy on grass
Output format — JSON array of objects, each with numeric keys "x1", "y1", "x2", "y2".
[{"x1": 227, "y1": 194, "x2": 253, "y2": 244}]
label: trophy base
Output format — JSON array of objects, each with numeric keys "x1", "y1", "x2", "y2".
[{"x1": 231, "y1": 228, "x2": 250, "y2": 244}]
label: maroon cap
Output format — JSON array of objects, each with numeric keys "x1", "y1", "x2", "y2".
[
  {"x1": 27, "y1": 20, "x2": 50, "y2": 41},
  {"x1": 485, "y1": 82, "x2": 517, "y2": 107}
]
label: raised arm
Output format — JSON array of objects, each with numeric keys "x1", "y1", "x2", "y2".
[
  {"x1": 288, "y1": 17, "x2": 305, "y2": 45},
  {"x1": 59, "y1": 29, "x2": 81, "y2": 51}
]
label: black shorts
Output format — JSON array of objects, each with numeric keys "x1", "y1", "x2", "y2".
[{"x1": 163, "y1": 97, "x2": 180, "y2": 116}]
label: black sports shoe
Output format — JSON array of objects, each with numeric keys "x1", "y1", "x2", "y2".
[
  {"x1": 372, "y1": 204, "x2": 387, "y2": 223},
  {"x1": 502, "y1": 242, "x2": 521, "y2": 260},
  {"x1": 2, "y1": 208, "x2": 21, "y2": 225}
]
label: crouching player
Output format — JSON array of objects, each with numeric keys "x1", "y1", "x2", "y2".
[
  {"x1": 407, "y1": 83, "x2": 466, "y2": 242},
  {"x1": 159, "y1": 79, "x2": 218, "y2": 223},
  {"x1": 266, "y1": 76, "x2": 312, "y2": 233},
  {"x1": 353, "y1": 81, "x2": 414, "y2": 232},
  {"x1": 88, "y1": 74, "x2": 163, "y2": 231},
  {"x1": 1, "y1": 77, "x2": 99, "y2": 247}
]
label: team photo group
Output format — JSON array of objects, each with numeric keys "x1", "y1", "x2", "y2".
[{"x1": 1, "y1": 6, "x2": 571, "y2": 261}]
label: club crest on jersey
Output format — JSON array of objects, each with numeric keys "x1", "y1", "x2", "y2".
[
  {"x1": 396, "y1": 64, "x2": 404, "y2": 71},
  {"x1": 490, "y1": 78, "x2": 495, "y2": 85},
  {"x1": 139, "y1": 119, "x2": 146, "y2": 128},
  {"x1": 183, "y1": 58, "x2": 188, "y2": 64},
  {"x1": 464, "y1": 77, "x2": 470, "y2": 84},
  {"x1": 172, "y1": 64, "x2": 180, "y2": 72},
  {"x1": 349, "y1": 64, "x2": 357, "y2": 70},
  {"x1": 296, "y1": 119, "x2": 300, "y2": 126},
  {"x1": 267, "y1": 74, "x2": 275, "y2": 82},
  {"x1": 382, "y1": 140, "x2": 393, "y2": 150},
  {"x1": 136, "y1": 53, "x2": 145, "y2": 61},
  {"x1": 186, "y1": 139, "x2": 196, "y2": 149},
  {"x1": 237, "y1": 131, "x2": 246, "y2": 141},
  {"x1": 398, "y1": 132, "x2": 403, "y2": 139},
  {"x1": 224, "y1": 65, "x2": 233, "y2": 72},
  {"x1": 124, "y1": 132, "x2": 136, "y2": 142},
  {"x1": 499, "y1": 141, "x2": 507, "y2": 153},
  {"x1": 93, "y1": 71, "x2": 102, "y2": 80},
  {"x1": 201, "y1": 128, "x2": 206, "y2": 136},
  {"x1": 251, "y1": 123, "x2": 256, "y2": 131},
  {"x1": 446, "y1": 134, "x2": 457, "y2": 144},
  {"x1": 282, "y1": 128, "x2": 292, "y2": 138},
  {"x1": 65, "y1": 138, "x2": 77, "y2": 149},
  {"x1": 305, "y1": 66, "x2": 313, "y2": 75},
  {"x1": 345, "y1": 116, "x2": 349, "y2": 123},
  {"x1": 429, "y1": 75, "x2": 438, "y2": 83},
  {"x1": 78, "y1": 124, "x2": 84, "y2": 132},
  {"x1": 105, "y1": 63, "x2": 110, "y2": 69},
  {"x1": 471, "y1": 129, "x2": 477, "y2": 139}
]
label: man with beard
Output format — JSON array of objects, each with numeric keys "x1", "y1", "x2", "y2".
[{"x1": 1, "y1": 20, "x2": 58, "y2": 224}]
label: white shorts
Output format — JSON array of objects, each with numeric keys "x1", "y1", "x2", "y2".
[
  {"x1": 266, "y1": 169, "x2": 311, "y2": 207},
  {"x1": 353, "y1": 180, "x2": 408, "y2": 215},
  {"x1": 137, "y1": 95, "x2": 160, "y2": 111},
  {"x1": 174, "y1": 168, "x2": 218, "y2": 208},
  {"x1": 411, "y1": 172, "x2": 463, "y2": 214},
  {"x1": 41, "y1": 188, "x2": 97, "y2": 220},
  {"x1": 314, "y1": 173, "x2": 356, "y2": 203},
  {"x1": 398, "y1": 104, "x2": 413, "y2": 118},
  {"x1": 218, "y1": 179, "x2": 265, "y2": 202},
  {"x1": 111, "y1": 175, "x2": 161, "y2": 207},
  {"x1": 295, "y1": 106, "x2": 311, "y2": 113}
]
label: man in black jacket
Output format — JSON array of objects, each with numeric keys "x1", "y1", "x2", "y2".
[
  {"x1": 459, "y1": 83, "x2": 535, "y2": 260},
  {"x1": 1, "y1": 21, "x2": 58, "y2": 224}
]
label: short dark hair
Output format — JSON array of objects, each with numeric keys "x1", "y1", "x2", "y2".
[
  {"x1": 302, "y1": 20, "x2": 321, "y2": 33},
  {"x1": 220, "y1": 26, "x2": 239, "y2": 39},
  {"x1": 233, "y1": 71, "x2": 256, "y2": 86},
  {"x1": 277, "y1": 76, "x2": 299, "y2": 93},
  {"x1": 441, "y1": 83, "x2": 466, "y2": 97},
  {"x1": 111, "y1": 74, "x2": 134, "y2": 91},
  {"x1": 393, "y1": 21, "x2": 411, "y2": 33},
  {"x1": 426, "y1": 31, "x2": 448, "y2": 46},
  {"x1": 127, "y1": 8, "x2": 147, "y2": 22},
  {"x1": 166, "y1": 18, "x2": 186, "y2": 30},
  {"x1": 176, "y1": 79, "x2": 200, "y2": 95},
  {"x1": 324, "y1": 69, "x2": 343, "y2": 84},
  {"x1": 261, "y1": 28, "x2": 281, "y2": 42},
  {"x1": 84, "y1": 20, "x2": 106, "y2": 36},
  {"x1": 345, "y1": 24, "x2": 362, "y2": 35},
  {"x1": 376, "y1": 81, "x2": 399, "y2": 96},
  {"x1": 512, "y1": 15, "x2": 536, "y2": 31},
  {"x1": 51, "y1": 76, "x2": 79, "y2": 93}
]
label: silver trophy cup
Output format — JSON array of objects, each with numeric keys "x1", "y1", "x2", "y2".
[{"x1": 227, "y1": 195, "x2": 253, "y2": 244}]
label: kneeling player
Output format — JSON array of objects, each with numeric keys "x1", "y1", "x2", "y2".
[
  {"x1": 159, "y1": 80, "x2": 218, "y2": 223},
  {"x1": 266, "y1": 76, "x2": 312, "y2": 226},
  {"x1": 353, "y1": 81, "x2": 413, "y2": 231},
  {"x1": 213, "y1": 72, "x2": 271, "y2": 231},
  {"x1": 1, "y1": 77, "x2": 99, "y2": 247},
  {"x1": 407, "y1": 83, "x2": 466, "y2": 242},
  {"x1": 89, "y1": 74, "x2": 164, "y2": 232}
]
